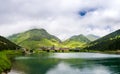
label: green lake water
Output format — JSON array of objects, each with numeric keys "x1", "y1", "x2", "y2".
[{"x1": 8, "y1": 53, "x2": 120, "y2": 74}]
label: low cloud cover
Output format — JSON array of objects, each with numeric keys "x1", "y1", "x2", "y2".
[{"x1": 0, "y1": 0, "x2": 120, "y2": 40}]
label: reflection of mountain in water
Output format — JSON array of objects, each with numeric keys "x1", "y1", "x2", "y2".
[
  {"x1": 10, "y1": 53, "x2": 120, "y2": 74},
  {"x1": 46, "y1": 62, "x2": 111, "y2": 74}
]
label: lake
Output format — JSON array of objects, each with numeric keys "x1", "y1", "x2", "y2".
[{"x1": 8, "y1": 53, "x2": 120, "y2": 74}]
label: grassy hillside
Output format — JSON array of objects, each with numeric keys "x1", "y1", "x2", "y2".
[
  {"x1": 0, "y1": 51, "x2": 11, "y2": 73},
  {"x1": 84, "y1": 29, "x2": 120, "y2": 51},
  {"x1": 0, "y1": 35, "x2": 21, "y2": 73},
  {"x1": 63, "y1": 34, "x2": 91, "y2": 48},
  {"x1": 8, "y1": 28, "x2": 120, "y2": 50},
  {"x1": 0, "y1": 36, "x2": 20, "y2": 50},
  {"x1": 0, "y1": 50, "x2": 22, "y2": 74},
  {"x1": 86, "y1": 34, "x2": 100, "y2": 41},
  {"x1": 8, "y1": 29, "x2": 61, "y2": 49}
]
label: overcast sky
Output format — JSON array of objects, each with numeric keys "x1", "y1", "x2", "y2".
[{"x1": 0, "y1": 0, "x2": 120, "y2": 40}]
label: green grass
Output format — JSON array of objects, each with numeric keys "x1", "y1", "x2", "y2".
[
  {"x1": 0, "y1": 51, "x2": 11, "y2": 73},
  {"x1": 62, "y1": 41, "x2": 87, "y2": 48},
  {"x1": 18, "y1": 38, "x2": 60, "y2": 49},
  {"x1": 8, "y1": 29, "x2": 61, "y2": 50},
  {"x1": 0, "y1": 50, "x2": 22, "y2": 73}
]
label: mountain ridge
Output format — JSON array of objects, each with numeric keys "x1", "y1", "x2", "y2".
[
  {"x1": 8, "y1": 28, "x2": 61, "y2": 49},
  {"x1": 84, "y1": 29, "x2": 120, "y2": 50},
  {"x1": 86, "y1": 34, "x2": 100, "y2": 41},
  {"x1": 62, "y1": 34, "x2": 90, "y2": 48},
  {"x1": 0, "y1": 36, "x2": 20, "y2": 50},
  {"x1": 7, "y1": 28, "x2": 120, "y2": 50}
]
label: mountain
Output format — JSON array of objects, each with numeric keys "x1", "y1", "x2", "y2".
[
  {"x1": 8, "y1": 29, "x2": 61, "y2": 49},
  {"x1": 86, "y1": 34, "x2": 100, "y2": 41},
  {"x1": 85, "y1": 29, "x2": 120, "y2": 51},
  {"x1": 0, "y1": 36, "x2": 20, "y2": 50},
  {"x1": 63, "y1": 34, "x2": 91, "y2": 48}
]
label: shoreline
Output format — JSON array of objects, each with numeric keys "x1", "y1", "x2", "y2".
[
  {"x1": 0, "y1": 50, "x2": 23, "y2": 74},
  {"x1": 1, "y1": 50, "x2": 120, "y2": 74}
]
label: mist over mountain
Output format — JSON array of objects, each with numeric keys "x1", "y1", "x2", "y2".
[{"x1": 86, "y1": 34, "x2": 100, "y2": 41}]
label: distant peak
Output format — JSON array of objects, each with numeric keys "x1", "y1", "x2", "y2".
[
  {"x1": 74, "y1": 34, "x2": 84, "y2": 37},
  {"x1": 26, "y1": 28, "x2": 48, "y2": 33},
  {"x1": 78, "y1": 34, "x2": 84, "y2": 36},
  {"x1": 68, "y1": 34, "x2": 90, "y2": 43},
  {"x1": 29, "y1": 28, "x2": 46, "y2": 31},
  {"x1": 87, "y1": 34, "x2": 99, "y2": 37}
]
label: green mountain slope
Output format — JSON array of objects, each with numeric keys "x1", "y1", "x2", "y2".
[
  {"x1": 63, "y1": 34, "x2": 91, "y2": 48},
  {"x1": 8, "y1": 29, "x2": 61, "y2": 49},
  {"x1": 86, "y1": 34, "x2": 100, "y2": 41},
  {"x1": 0, "y1": 36, "x2": 20, "y2": 50},
  {"x1": 85, "y1": 29, "x2": 120, "y2": 51}
]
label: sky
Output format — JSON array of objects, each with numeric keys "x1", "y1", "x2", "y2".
[{"x1": 0, "y1": 0, "x2": 120, "y2": 40}]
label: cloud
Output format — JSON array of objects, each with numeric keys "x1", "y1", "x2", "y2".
[{"x1": 0, "y1": 0, "x2": 120, "y2": 40}]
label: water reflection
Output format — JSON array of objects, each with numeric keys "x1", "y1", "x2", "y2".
[
  {"x1": 8, "y1": 70, "x2": 25, "y2": 74},
  {"x1": 51, "y1": 53, "x2": 120, "y2": 59},
  {"x1": 9, "y1": 53, "x2": 120, "y2": 74},
  {"x1": 46, "y1": 62, "x2": 111, "y2": 74}
]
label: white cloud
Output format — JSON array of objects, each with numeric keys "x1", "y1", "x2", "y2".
[{"x1": 0, "y1": 0, "x2": 120, "y2": 40}]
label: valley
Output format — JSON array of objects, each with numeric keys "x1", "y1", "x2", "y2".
[
  {"x1": 7, "y1": 28, "x2": 120, "y2": 53},
  {"x1": 0, "y1": 28, "x2": 120, "y2": 74}
]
